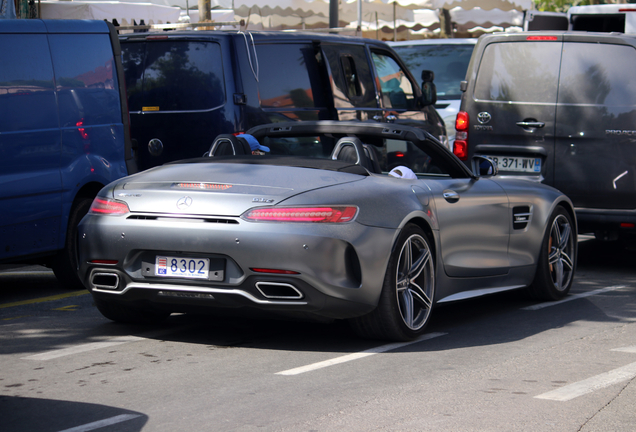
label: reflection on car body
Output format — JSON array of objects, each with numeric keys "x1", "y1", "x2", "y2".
[{"x1": 78, "y1": 121, "x2": 577, "y2": 341}]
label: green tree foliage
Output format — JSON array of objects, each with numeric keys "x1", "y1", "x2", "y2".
[{"x1": 533, "y1": 0, "x2": 593, "y2": 13}]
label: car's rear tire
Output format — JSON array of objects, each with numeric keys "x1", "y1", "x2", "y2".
[
  {"x1": 350, "y1": 224, "x2": 435, "y2": 341},
  {"x1": 94, "y1": 298, "x2": 171, "y2": 324},
  {"x1": 527, "y1": 206, "x2": 576, "y2": 301},
  {"x1": 51, "y1": 196, "x2": 93, "y2": 290}
]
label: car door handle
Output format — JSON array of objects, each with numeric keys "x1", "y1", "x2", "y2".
[
  {"x1": 373, "y1": 115, "x2": 383, "y2": 122},
  {"x1": 386, "y1": 115, "x2": 397, "y2": 123},
  {"x1": 443, "y1": 190, "x2": 459, "y2": 203},
  {"x1": 516, "y1": 121, "x2": 545, "y2": 128}
]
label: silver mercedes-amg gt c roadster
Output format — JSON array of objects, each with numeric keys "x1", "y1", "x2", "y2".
[{"x1": 78, "y1": 121, "x2": 577, "y2": 341}]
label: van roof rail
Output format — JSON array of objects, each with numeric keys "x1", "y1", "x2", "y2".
[{"x1": 115, "y1": 21, "x2": 244, "y2": 33}]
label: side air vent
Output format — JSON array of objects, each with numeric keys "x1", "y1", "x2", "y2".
[{"x1": 513, "y1": 206, "x2": 532, "y2": 230}]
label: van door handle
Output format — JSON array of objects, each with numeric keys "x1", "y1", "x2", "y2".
[
  {"x1": 443, "y1": 190, "x2": 459, "y2": 203},
  {"x1": 516, "y1": 121, "x2": 545, "y2": 128}
]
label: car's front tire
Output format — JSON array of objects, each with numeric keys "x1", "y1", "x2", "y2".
[
  {"x1": 527, "y1": 206, "x2": 576, "y2": 301},
  {"x1": 94, "y1": 298, "x2": 171, "y2": 324},
  {"x1": 350, "y1": 224, "x2": 435, "y2": 341}
]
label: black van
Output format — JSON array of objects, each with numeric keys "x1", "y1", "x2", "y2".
[
  {"x1": 0, "y1": 19, "x2": 135, "y2": 288},
  {"x1": 455, "y1": 31, "x2": 636, "y2": 240},
  {"x1": 119, "y1": 30, "x2": 446, "y2": 171}
]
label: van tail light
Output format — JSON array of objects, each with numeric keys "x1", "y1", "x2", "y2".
[
  {"x1": 243, "y1": 206, "x2": 358, "y2": 223},
  {"x1": 455, "y1": 111, "x2": 469, "y2": 131},
  {"x1": 454, "y1": 111, "x2": 469, "y2": 160},
  {"x1": 526, "y1": 36, "x2": 558, "y2": 41},
  {"x1": 89, "y1": 197, "x2": 130, "y2": 215},
  {"x1": 454, "y1": 140, "x2": 468, "y2": 160}
]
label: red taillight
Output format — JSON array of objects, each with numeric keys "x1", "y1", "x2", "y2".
[
  {"x1": 454, "y1": 140, "x2": 468, "y2": 161},
  {"x1": 89, "y1": 197, "x2": 130, "y2": 215},
  {"x1": 250, "y1": 268, "x2": 300, "y2": 275},
  {"x1": 526, "y1": 36, "x2": 558, "y2": 41},
  {"x1": 454, "y1": 111, "x2": 469, "y2": 160},
  {"x1": 243, "y1": 206, "x2": 357, "y2": 223},
  {"x1": 90, "y1": 259, "x2": 119, "y2": 264},
  {"x1": 620, "y1": 223, "x2": 635, "y2": 228},
  {"x1": 455, "y1": 111, "x2": 469, "y2": 131}
]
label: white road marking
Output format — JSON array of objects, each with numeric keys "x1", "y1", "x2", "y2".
[
  {"x1": 57, "y1": 414, "x2": 141, "y2": 432},
  {"x1": 276, "y1": 332, "x2": 447, "y2": 376},
  {"x1": 534, "y1": 361, "x2": 636, "y2": 401},
  {"x1": 612, "y1": 346, "x2": 636, "y2": 354},
  {"x1": 521, "y1": 285, "x2": 627, "y2": 311}
]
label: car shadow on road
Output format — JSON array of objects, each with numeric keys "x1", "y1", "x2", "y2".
[
  {"x1": 1, "y1": 396, "x2": 147, "y2": 432},
  {"x1": 2, "y1": 239, "x2": 635, "y2": 357},
  {"x1": 129, "y1": 237, "x2": 636, "y2": 354}
]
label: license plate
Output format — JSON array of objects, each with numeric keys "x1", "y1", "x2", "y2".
[
  {"x1": 155, "y1": 256, "x2": 209, "y2": 279},
  {"x1": 484, "y1": 155, "x2": 541, "y2": 173}
]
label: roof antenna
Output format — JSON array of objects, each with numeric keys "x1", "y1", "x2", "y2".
[{"x1": 239, "y1": 31, "x2": 259, "y2": 83}]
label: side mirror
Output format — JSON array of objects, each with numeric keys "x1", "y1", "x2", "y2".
[
  {"x1": 471, "y1": 156, "x2": 498, "y2": 177},
  {"x1": 421, "y1": 70, "x2": 435, "y2": 83},
  {"x1": 420, "y1": 81, "x2": 437, "y2": 106},
  {"x1": 420, "y1": 70, "x2": 437, "y2": 106}
]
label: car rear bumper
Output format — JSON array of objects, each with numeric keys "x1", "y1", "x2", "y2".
[{"x1": 78, "y1": 213, "x2": 396, "y2": 319}]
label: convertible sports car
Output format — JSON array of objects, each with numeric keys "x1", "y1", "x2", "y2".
[{"x1": 78, "y1": 121, "x2": 577, "y2": 341}]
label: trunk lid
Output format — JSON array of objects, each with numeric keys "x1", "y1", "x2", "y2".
[{"x1": 113, "y1": 162, "x2": 364, "y2": 216}]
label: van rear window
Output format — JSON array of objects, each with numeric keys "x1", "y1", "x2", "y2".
[
  {"x1": 474, "y1": 42, "x2": 561, "y2": 103},
  {"x1": 559, "y1": 42, "x2": 636, "y2": 106},
  {"x1": 123, "y1": 41, "x2": 226, "y2": 112}
]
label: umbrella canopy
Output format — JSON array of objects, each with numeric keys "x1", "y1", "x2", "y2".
[
  {"x1": 353, "y1": 7, "x2": 524, "y2": 39},
  {"x1": 39, "y1": 0, "x2": 181, "y2": 24},
  {"x1": 216, "y1": 0, "x2": 530, "y2": 30}
]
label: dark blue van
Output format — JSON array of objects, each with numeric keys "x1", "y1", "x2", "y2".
[
  {"x1": 0, "y1": 19, "x2": 136, "y2": 288},
  {"x1": 119, "y1": 31, "x2": 447, "y2": 171}
]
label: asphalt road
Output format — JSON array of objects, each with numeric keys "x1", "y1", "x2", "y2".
[{"x1": 1, "y1": 237, "x2": 635, "y2": 431}]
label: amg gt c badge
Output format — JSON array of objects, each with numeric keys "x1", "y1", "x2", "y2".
[{"x1": 176, "y1": 196, "x2": 193, "y2": 209}]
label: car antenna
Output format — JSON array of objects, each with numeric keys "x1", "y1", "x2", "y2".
[{"x1": 238, "y1": 31, "x2": 259, "y2": 83}]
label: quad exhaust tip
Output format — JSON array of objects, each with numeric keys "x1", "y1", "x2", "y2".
[{"x1": 255, "y1": 282, "x2": 304, "y2": 300}]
